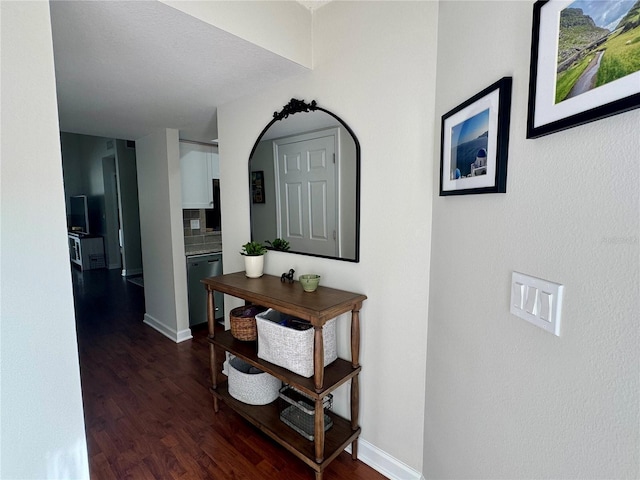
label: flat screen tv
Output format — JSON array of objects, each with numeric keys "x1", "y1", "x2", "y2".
[{"x1": 69, "y1": 195, "x2": 89, "y2": 234}]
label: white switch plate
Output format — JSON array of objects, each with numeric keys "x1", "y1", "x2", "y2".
[
  {"x1": 190, "y1": 219, "x2": 200, "y2": 230},
  {"x1": 510, "y1": 272, "x2": 563, "y2": 336}
]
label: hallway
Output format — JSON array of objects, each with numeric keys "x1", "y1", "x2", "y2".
[{"x1": 72, "y1": 268, "x2": 385, "y2": 479}]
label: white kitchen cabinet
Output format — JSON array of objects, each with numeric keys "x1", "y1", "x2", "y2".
[{"x1": 180, "y1": 142, "x2": 219, "y2": 209}]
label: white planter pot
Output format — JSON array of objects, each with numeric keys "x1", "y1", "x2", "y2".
[{"x1": 244, "y1": 255, "x2": 264, "y2": 278}]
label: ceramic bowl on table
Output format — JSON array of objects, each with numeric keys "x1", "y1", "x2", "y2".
[{"x1": 299, "y1": 274, "x2": 321, "y2": 292}]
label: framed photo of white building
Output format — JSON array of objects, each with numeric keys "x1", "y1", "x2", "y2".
[{"x1": 440, "y1": 77, "x2": 512, "y2": 196}]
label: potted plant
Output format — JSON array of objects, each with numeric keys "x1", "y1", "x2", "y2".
[
  {"x1": 240, "y1": 241, "x2": 267, "y2": 278},
  {"x1": 265, "y1": 238, "x2": 290, "y2": 252}
]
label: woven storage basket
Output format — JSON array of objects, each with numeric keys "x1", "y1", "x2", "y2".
[
  {"x1": 227, "y1": 356, "x2": 281, "y2": 405},
  {"x1": 255, "y1": 309, "x2": 337, "y2": 378},
  {"x1": 230, "y1": 305, "x2": 267, "y2": 341}
]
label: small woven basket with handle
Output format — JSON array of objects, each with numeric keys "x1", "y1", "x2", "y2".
[{"x1": 230, "y1": 305, "x2": 267, "y2": 341}]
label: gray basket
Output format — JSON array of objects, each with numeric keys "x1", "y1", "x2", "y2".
[
  {"x1": 255, "y1": 309, "x2": 337, "y2": 378},
  {"x1": 227, "y1": 356, "x2": 281, "y2": 405}
]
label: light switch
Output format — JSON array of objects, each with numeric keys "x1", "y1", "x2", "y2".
[
  {"x1": 510, "y1": 272, "x2": 563, "y2": 336},
  {"x1": 538, "y1": 291, "x2": 552, "y2": 322},
  {"x1": 190, "y1": 219, "x2": 200, "y2": 230},
  {"x1": 512, "y1": 282, "x2": 525, "y2": 309},
  {"x1": 524, "y1": 285, "x2": 538, "y2": 315}
]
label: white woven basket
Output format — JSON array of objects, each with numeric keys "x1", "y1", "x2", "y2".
[
  {"x1": 227, "y1": 356, "x2": 281, "y2": 405},
  {"x1": 255, "y1": 309, "x2": 337, "y2": 378}
]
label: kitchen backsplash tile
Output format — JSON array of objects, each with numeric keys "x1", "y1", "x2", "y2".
[
  {"x1": 183, "y1": 209, "x2": 218, "y2": 236},
  {"x1": 183, "y1": 209, "x2": 221, "y2": 254}
]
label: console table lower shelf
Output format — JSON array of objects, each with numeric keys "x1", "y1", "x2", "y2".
[{"x1": 210, "y1": 384, "x2": 361, "y2": 475}]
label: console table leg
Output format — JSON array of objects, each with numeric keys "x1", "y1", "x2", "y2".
[
  {"x1": 207, "y1": 287, "x2": 220, "y2": 414},
  {"x1": 351, "y1": 375, "x2": 359, "y2": 431},
  {"x1": 209, "y1": 342, "x2": 219, "y2": 413},
  {"x1": 314, "y1": 397, "x2": 325, "y2": 463},
  {"x1": 351, "y1": 374, "x2": 360, "y2": 460},
  {"x1": 350, "y1": 307, "x2": 361, "y2": 461},
  {"x1": 209, "y1": 344, "x2": 217, "y2": 389},
  {"x1": 207, "y1": 287, "x2": 216, "y2": 338},
  {"x1": 313, "y1": 326, "x2": 325, "y2": 392},
  {"x1": 351, "y1": 306, "x2": 361, "y2": 368}
]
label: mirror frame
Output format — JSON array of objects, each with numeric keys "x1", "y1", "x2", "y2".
[{"x1": 248, "y1": 98, "x2": 361, "y2": 262}]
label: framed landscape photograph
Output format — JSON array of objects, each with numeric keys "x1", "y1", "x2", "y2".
[
  {"x1": 527, "y1": 0, "x2": 640, "y2": 138},
  {"x1": 440, "y1": 77, "x2": 512, "y2": 196}
]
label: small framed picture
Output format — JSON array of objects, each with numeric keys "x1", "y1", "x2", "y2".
[
  {"x1": 527, "y1": 0, "x2": 640, "y2": 138},
  {"x1": 440, "y1": 77, "x2": 512, "y2": 196},
  {"x1": 251, "y1": 170, "x2": 265, "y2": 204}
]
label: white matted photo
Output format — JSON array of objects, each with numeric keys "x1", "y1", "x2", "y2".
[{"x1": 440, "y1": 77, "x2": 512, "y2": 196}]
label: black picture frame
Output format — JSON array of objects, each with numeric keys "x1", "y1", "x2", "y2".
[
  {"x1": 440, "y1": 77, "x2": 512, "y2": 196},
  {"x1": 527, "y1": 0, "x2": 640, "y2": 139},
  {"x1": 251, "y1": 170, "x2": 265, "y2": 204}
]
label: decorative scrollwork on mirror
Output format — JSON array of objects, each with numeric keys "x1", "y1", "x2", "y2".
[{"x1": 249, "y1": 99, "x2": 360, "y2": 262}]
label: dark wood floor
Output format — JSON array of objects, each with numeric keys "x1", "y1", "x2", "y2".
[{"x1": 72, "y1": 268, "x2": 387, "y2": 480}]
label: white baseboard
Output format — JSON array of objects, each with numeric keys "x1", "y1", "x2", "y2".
[
  {"x1": 121, "y1": 267, "x2": 143, "y2": 277},
  {"x1": 143, "y1": 314, "x2": 193, "y2": 343},
  {"x1": 346, "y1": 438, "x2": 424, "y2": 480}
]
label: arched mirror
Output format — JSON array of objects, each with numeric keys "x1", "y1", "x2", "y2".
[{"x1": 249, "y1": 99, "x2": 360, "y2": 262}]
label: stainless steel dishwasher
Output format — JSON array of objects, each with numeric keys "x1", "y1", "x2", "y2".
[{"x1": 187, "y1": 253, "x2": 223, "y2": 326}]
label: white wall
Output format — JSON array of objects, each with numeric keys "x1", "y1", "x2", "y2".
[
  {"x1": 0, "y1": 1, "x2": 89, "y2": 478},
  {"x1": 425, "y1": 2, "x2": 640, "y2": 479},
  {"x1": 136, "y1": 129, "x2": 192, "y2": 343},
  {"x1": 338, "y1": 124, "x2": 357, "y2": 260},
  {"x1": 250, "y1": 140, "x2": 279, "y2": 242},
  {"x1": 218, "y1": 2, "x2": 439, "y2": 474},
  {"x1": 160, "y1": 0, "x2": 312, "y2": 68}
]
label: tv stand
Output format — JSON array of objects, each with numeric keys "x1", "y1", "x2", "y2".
[{"x1": 68, "y1": 232, "x2": 105, "y2": 270}]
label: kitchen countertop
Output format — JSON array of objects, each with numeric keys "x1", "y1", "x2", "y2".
[
  {"x1": 184, "y1": 230, "x2": 222, "y2": 256},
  {"x1": 185, "y1": 244, "x2": 222, "y2": 256}
]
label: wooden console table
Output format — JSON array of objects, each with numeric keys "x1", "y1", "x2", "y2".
[{"x1": 202, "y1": 272, "x2": 366, "y2": 480}]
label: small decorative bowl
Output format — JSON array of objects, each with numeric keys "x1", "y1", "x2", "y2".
[{"x1": 299, "y1": 274, "x2": 321, "y2": 292}]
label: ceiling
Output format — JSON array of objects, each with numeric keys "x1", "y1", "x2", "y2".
[
  {"x1": 49, "y1": 1, "x2": 311, "y2": 144},
  {"x1": 296, "y1": 1, "x2": 332, "y2": 11}
]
